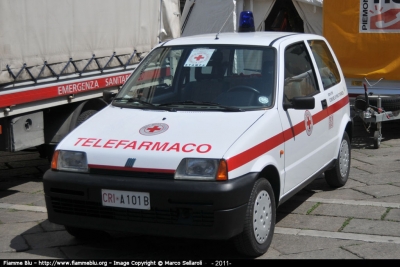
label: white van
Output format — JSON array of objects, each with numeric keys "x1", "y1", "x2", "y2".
[{"x1": 43, "y1": 28, "x2": 352, "y2": 257}]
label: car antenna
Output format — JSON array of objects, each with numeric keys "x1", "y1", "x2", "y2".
[{"x1": 215, "y1": 5, "x2": 235, "y2": 40}]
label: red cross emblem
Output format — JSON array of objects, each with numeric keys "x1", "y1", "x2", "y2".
[
  {"x1": 146, "y1": 126, "x2": 161, "y2": 133},
  {"x1": 306, "y1": 117, "x2": 312, "y2": 130},
  {"x1": 194, "y1": 54, "x2": 205, "y2": 61},
  {"x1": 139, "y1": 123, "x2": 169, "y2": 136},
  {"x1": 304, "y1": 110, "x2": 313, "y2": 136}
]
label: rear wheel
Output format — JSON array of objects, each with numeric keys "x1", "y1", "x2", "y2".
[
  {"x1": 325, "y1": 132, "x2": 351, "y2": 188},
  {"x1": 233, "y1": 178, "x2": 276, "y2": 257}
]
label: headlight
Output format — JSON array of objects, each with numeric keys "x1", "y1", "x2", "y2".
[
  {"x1": 51, "y1": 150, "x2": 89, "y2": 173},
  {"x1": 175, "y1": 158, "x2": 228, "y2": 181}
]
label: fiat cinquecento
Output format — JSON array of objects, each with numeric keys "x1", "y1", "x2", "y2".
[{"x1": 43, "y1": 25, "x2": 352, "y2": 257}]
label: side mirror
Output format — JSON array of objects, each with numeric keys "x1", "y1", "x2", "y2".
[
  {"x1": 283, "y1": 96, "x2": 315, "y2": 111},
  {"x1": 103, "y1": 91, "x2": 117, "y2": 103}
]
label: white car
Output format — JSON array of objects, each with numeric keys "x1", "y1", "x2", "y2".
[{"x1": 43, "y1": 27, "x2": 352, "y2": 257}]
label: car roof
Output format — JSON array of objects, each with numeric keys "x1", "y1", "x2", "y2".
[{"x1": 162, "y1": 32, "x2": 324, "y2": 47}]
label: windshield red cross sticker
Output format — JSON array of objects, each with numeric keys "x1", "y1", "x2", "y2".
[
  {"x1": 146, "y1": 125, "x2": 161, "y2": 133},
  {"x1": 194, "y1": 54, "x2": 205, "y2": 61}
]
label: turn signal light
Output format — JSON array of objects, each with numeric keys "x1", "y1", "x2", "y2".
[
  {"x1": 51, "y1": 150, "x2": 59, "y2": 170},
  {"x1": 216, "y1": 160, "x2": 228, "y2": 181}
]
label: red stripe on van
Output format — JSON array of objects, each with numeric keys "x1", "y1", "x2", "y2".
[{"x1": 227, "y1": 96, "x2": 349, "y2": 171}]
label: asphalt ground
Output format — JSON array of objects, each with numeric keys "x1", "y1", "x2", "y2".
[{"x1": 1, "y1": 112, "x2": 400, "y2": 260}]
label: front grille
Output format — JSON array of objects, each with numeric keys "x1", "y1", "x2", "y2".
[
  {"x1": 51, "y1": 197, "x2": 214, "y2": 226},
  {"x1": 89, "y1": 169, "x2": 174, "y2": 179}
]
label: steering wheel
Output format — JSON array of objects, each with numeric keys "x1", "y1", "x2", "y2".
[{"x1": 227, "y1": 85, "x2": 260, "y2": 94}]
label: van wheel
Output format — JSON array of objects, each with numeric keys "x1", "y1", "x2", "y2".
[
  {"x1": 76, "y1": 110, "x2": 97, "y2": 128},
  {"x1": 325, "y1": 132, "x2": 351, "y2": 188},
  {"x1": 233, "y1": 178, "x2": 276, "y2": 257}
]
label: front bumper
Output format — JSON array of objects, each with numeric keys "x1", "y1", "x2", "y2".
[{"x1": 43, "y1": 170, "x2": 258, "y2": 240}]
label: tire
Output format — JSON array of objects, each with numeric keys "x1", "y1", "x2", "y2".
[
  {"x1": 76, "y1": 110, "x2": 97, "y2": 128},
  {"x1": 373, "y1": 131, "x2": 381, "y2": 149},
  {"x1": 325, "y1": 132, "x2": 351, "y2": 188},
  {"x1": 355, "y1": 94, "x2": 400, "y2": 111},
  {"x1": 233, "y1": 178, "x2": 276, "y2": 257},
  {"x1": 65, "y1": 226, "x2": 108, "y2": 240}
]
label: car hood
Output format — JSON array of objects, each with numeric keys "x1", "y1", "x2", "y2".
[{"x1": 57, "y1": 105, "x2": 266, "y2": 172}]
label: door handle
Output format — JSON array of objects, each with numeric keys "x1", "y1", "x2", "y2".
[{"x1": 321, "y1": 99, "x2": 328, "y2": 110}]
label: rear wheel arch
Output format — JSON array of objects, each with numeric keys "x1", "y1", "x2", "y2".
[
  {"x1": 345, "y1": 121, "x2": 353, "y2": 143},
  {"x1": 68, "y1": 98, "x2": 108, "y2": 131},
  {"x1": 41, "y1": 98, "x2": 108, "y2": 161}
]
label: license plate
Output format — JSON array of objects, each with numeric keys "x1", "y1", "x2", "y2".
[{"x1": 101, "y1": 189, "x2": 150, "y2": 210}]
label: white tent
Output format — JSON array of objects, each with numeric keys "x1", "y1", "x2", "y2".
[{"x1": 181, "y1": 0, "x2": 323, "y2": 36}]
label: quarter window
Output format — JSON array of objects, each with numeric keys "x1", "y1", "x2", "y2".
[
  {"x1": 308, "y1": 40, "x2": 341, "y2": 90},
  {"x1": 284, "y1": 42, "x2": 319, "y2": 102}
]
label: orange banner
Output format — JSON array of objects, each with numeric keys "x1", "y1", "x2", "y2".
[{"x1": 323, "y1": 0, "x2": 400, "y2": 80}]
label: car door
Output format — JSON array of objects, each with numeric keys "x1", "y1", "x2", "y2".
[
  {"x1": 278, "y1": 40, "x2": 330, "y2": 194},
  {"x1": 307, "y1": 39, "x2": 348, "y2": 155}
]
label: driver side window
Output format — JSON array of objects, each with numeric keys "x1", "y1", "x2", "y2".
[{"x1": 284, "y1": 42, "x2": 319, "y2": 102}]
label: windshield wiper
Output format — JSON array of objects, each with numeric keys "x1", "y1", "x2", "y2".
[
  {"x1": 113, "y1": 97, "x2": 176, "y2": 111},
  {"x1": 159, "y1": 101, "x2": 243, "y2": 112},
  {"x1": 113, "y1": 97, "x2": 155, "y2": 106}
]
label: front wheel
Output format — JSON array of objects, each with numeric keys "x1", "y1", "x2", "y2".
[
  {"x1": 233, "y1": 178, "x2": 276, "y2": 257},
  {"x1": 325, "y1": 132, "x2": 351, "y2": 188}
]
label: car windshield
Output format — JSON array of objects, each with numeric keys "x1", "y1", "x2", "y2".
[{"x1": 113, "y1": 45, "x2": 276, "y2": 111}]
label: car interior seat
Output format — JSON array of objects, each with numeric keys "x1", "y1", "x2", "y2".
[{"x1": 184, "y1": 50, "x2": 229, "y2": 102}]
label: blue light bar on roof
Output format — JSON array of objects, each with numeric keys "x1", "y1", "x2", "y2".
[{"x1": 239, "y1": 11, "x2": 255, "y2": 32}]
